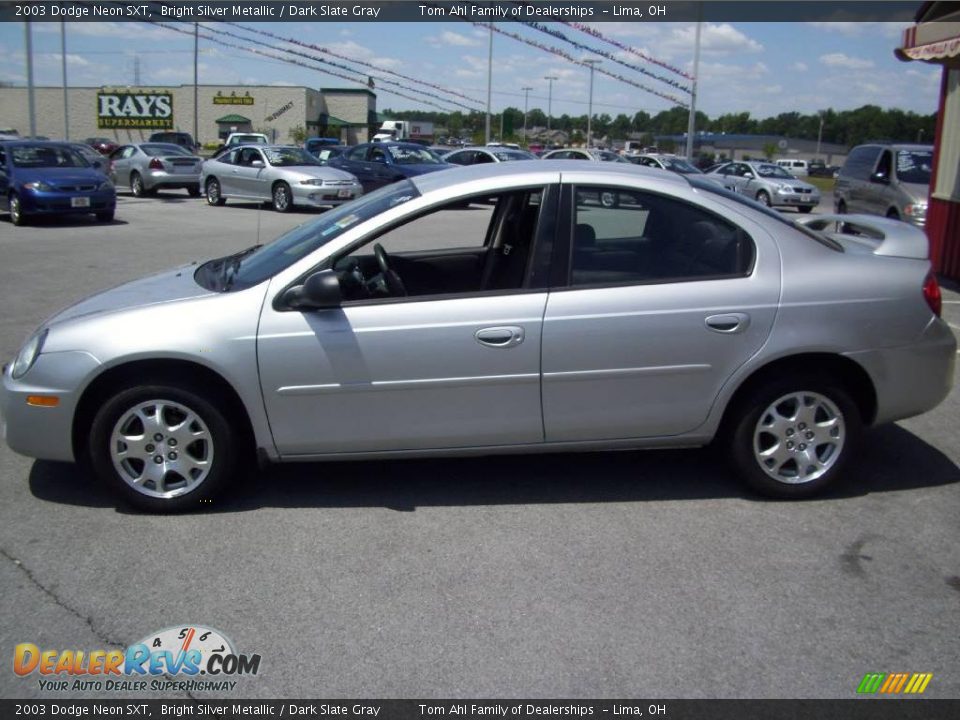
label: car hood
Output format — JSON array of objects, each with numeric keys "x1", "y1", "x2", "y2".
[
  {"x1": 44, "y1": 264, "x2": 212, "y2": 328},
  {"x1": 15, "y1": 166, "x2": 108, "y2": 186}
]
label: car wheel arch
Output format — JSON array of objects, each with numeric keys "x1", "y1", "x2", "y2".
[
  {"x1": 72, "y1": 359, "x2": 257, "y2": 467},
  {"x1": 716, "y1": 353, "x2": 878, "y2": 438}
]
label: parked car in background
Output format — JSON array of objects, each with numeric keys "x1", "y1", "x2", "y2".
[
  {"x1": 2, "y1": 161, "x2": 953, "y2": 511},
  {"x1": 775, "y1": 158, "x2": 809, "y2": 177},
  {"x1": 808, "y1": 160, "x2": 841, "y2": 178},
  {"x1": 148, "y1": 131, "x2": 199, "y2": 153},
  {"x1": 223, "y1": 132, "x2": 269, "y2": 149},
  {"x1": 834, "y1": 143, "x2": 933, "y2": 227},
  {"x1": 84, "y1": 137, "x2": 119, "y2": 156},
  {"x1": 444, "y1": 146, "x2": 538, "y2": 165},
  {"x1": 308, "y1": 145, "x2": 348, "y2": 165},
  {"x1": 705, "y1": 161, "x2": 820, "y2": 212},
  {"x1": 67, "y1": 142, "x2": 109, "y2": 170},
  {"x1": 625, "y1": 153, "x2": 704, "y2": 175},
  {"x1": 108, "y1": 142, "x2": 203, "y2": 197},
  {"x1": 0, "y1": 140, "x2": 116, "y2": 225},
  {"x1": 327, "y1": 141, "x2": 453, "y2": 193},
  {"x1": 201, "y1": 144, "x2": 362, "y2": 212},
  {"x1": 541, "y1": 148, "x2": 628, "y2": 163},
  {"x1": 303, "y1": 137, "x2": 341, "y2": 156}
]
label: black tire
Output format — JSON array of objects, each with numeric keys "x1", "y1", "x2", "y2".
[
  {"x1": 755, "y1": 190, "x2": 771, "y2": 207},
  {"x1": 9, "y1": 193, "x2": 26, "y2": 226},
  {"x1": 798, "y1": 206, "x2": 813, "y2": 213},
  {"x1": 272, "y1": 182, "x2": 293, "y2": 213},
  {"x1": 96, "y1": 210, "x2": 114, "y2": 222},
  {"x1": 205, "y1": 178, "x2": 226, "y2": 206},
  {"x1": 187, "y1": 185, "x2": 201, "y2": 198},
  {"x1": 726, "y1": 375, "x2": 862, "y2": 499},
  {"x1": 88, "y1": 382, "x2": 239, "y2": 512},
  {"x1": 130, "y1": 172, "x2": 145, "y2": 198}
]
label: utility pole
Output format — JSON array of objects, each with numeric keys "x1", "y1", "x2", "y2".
[
  {"x1": 816, "y1": 112, "x2": 824, "y2": 159},
  {"x1": 521, "y1": 86, "x2": 533, "y2": 146},
  {"x1": 544, "y1": 75, "x2": 557, "y2": 133},
  {"x1": 584, "y1": 59, "x2": 601, "y2": 148},
  {"x1": 684, "y1": 13, "x2": 702, "y2": 162},
  {"x1": 25, "y1": 22, "x2": 36, "y2": 138},
  {"x1": 194, "y1": 23, "x2": 199, "y2": 144},
  {"x1": 485, "y1": 23, "x2": 493, "y2": 144},
  {"x1": 61, "y1": 22, "x2": 69, "y2": 140}
]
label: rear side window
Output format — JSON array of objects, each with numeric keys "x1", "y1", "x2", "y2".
[
  {"x1": 841, "y1": 146, "x2": 881, "y2": 180},
  {"x1": 569, "y1": 186, "x2": 755, "y2": 287}
]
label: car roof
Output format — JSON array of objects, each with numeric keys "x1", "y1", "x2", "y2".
[{"x1": 410, "y1": 158, "x2": 689, "y2": 195}]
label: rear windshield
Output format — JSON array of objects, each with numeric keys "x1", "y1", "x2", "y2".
[{"x1": 142, "y1": 143, "x2": 191, "y2": 156}]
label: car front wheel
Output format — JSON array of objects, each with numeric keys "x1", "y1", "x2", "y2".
[
  {"x1": 272, "y1": 182, "x2": 293, "y2": 212},
  {"x1": 88, "y1": 383, "x2": 239, "y2": 512},
  {"x1": 727, "y1": 377, "x2": 861, "y2": 499},
  {"x1": 9, "y1": 193, "x2": 26, "y2": 226},
  {"x1": 755, "y1": 190, "x2": 771, "y2": 206}
]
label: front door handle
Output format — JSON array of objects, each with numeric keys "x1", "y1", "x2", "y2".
[
  {"x1": 475, "y1": 326, "x2": 525, "y2": 348},
  {"x1": 705, "y1": 313, "x2": 750, "y2": 334}
]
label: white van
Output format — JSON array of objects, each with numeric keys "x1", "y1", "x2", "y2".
[{"x1": 775, "y1": 158, "x2": 809, "y2": 177}]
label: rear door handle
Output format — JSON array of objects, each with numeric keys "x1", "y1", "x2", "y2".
[
  {"x1": 475, "y1": 326, "x2": 525, "y2": 348},
  {"x1": 705, "y1": 313, "x2": 750, "y2": 334}
]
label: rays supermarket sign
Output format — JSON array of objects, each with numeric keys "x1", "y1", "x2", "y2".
[{"x1": 97, "y1": 90, "x2": 173, "y2": 129}]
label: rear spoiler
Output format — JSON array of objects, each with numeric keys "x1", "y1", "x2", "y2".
[{"x1": 795, "y1": 214, "x2": 929, "y2": 260}]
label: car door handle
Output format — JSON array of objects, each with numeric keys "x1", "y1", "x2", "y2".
[
  {"x1": 475, "y1": 326, "x2": 525, "y2": 348},
  {"x1": 705, "y1": 313, "x2": 750, "y2": 334}
]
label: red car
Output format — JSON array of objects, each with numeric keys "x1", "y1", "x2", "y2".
[{"x1": 84, "y1": 137, "x2": 119, "y2": 156}]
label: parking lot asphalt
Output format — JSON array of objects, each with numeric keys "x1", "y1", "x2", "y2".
[{"x1": 1, "y1": 189, "x2": 958, "y2": 700}]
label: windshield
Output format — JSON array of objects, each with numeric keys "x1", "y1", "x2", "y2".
[
  {"x1": 142, "y1": 143, "x2": 191, "y2": 156},
  {"x1": 11, "y1": 145, "x2": 88, "y2": 168},
  {"x1": 662, "y1": 157, "x2": 702, "y2": 174},
  {"x1": 755, "y1": 164, "x2": 793, "y2": 179},
  {"x1": 263, "y1": 147, "x2": 320, "y2": 167},
  {"x1": 388, "y1": 146, "x2": 443, "y2": 165},
  {"x1": 895, "y1": 150, "x2": 933, "y2": 185},
  {"x1": 595, "y1": 150, "x2": 627, "y2": 162},
  {"x1": 493, "y1": 150, "x2": 536, "y2": 161},
  {"x1": 195, "y1": 180, "x2": 421, "y2": 292},
  {"x1": 230, "y1": 134, "x2": 266, "y2": 144}
]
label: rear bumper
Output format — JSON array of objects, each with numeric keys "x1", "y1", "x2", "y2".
[
  {"x1": 846, "y1": 318, "x2": 956, "y2": 425},
  {"x1": 143, "y1": 170, "x2": 201, "y2": 190}
]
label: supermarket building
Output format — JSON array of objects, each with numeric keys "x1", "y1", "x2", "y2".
[{"x1": 0, "y1": 84, "x2": 378, "y2": 146}]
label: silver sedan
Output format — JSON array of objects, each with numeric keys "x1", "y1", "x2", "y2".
[
  {"x1": 201, "y1": 145, "x2": 362, "y2": 212},
  {"x1": 108, "y1": 142, "x2": 203, "y2": 197},
  {"x1": 1, "y1": 162, "x2": 954, "y2": 511},
  {"x1": 705, "y1": 160, "x2": 821, "y2": 212}
]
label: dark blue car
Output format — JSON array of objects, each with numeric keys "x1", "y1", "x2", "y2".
[
  {"x1": 1, "y1": 141, "x2": 116, "y2": 226},
  {"x1": 328, "y1": 142, "x2": 452, "y2": 193}
]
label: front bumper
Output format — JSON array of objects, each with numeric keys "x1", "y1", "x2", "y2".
[
  {"x1": 20, "y1": 188, "x2": 116, "y2": 216},
  {"x1": 774, "y1": 190, "x2": 820, "y2": 208},
  {"x1": 291, "y1": 183, "x2": 363, "y2": 208},
  {"x1": 1, "y1": 351, "x2": 101, "y2": 463}
]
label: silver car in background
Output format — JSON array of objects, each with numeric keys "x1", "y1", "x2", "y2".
[
  {"x1": 541, "y1": 148, "x2": 628, "y2": 162},
  {"x1": 1, "y1": 162, "x2": 953, "y2": 512},
  {"x1": 706, "y1": 160, "x2": 821, "y2": 212},
  {"x1": 108, "y1": 142, "x2": 203, "y2": 197},
  {"x1": 201, "y1": 144, "x2": 363, "y2": 212}
]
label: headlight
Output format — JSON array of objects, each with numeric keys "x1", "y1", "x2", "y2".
[
  {"x1": 23, "y1": 181, "x2": 53, "y2": 192},
  {"x1": 97, "y1": 180, "x2": 114, "y2": 192},
  {"x1": 904, "y1": 202, "x2": 927, "y2": 218},
  {"x1": 300, "y1": 178, "x2": 325, "y2": 186},
  {"x1": 12, "y1": 329, "x2": 47, "y2": 379},
  {"x1": 777, "y1": 183, "x2": 793, "y2": 192}
]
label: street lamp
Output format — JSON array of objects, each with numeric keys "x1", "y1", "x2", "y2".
[
  {"x1": 584, "y1": 59, "x2": 601, "y2": 148},
  {"x1": 544, "y1": 75, "x2": 558, "y2": 133},
  {"x1": 522, "y1": 86, "x2": 533, "y2": 146}
]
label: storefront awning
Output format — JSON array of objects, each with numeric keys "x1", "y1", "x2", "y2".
[
  {"x1": 215, "y1": 114, "x2": 251, "y2": 123},
  {"x1": 895, "y1": 19, "x2": 960, "y2": 63},
  {"x1": 317, "y1": 114, "x2": 355, "y2": 127}
]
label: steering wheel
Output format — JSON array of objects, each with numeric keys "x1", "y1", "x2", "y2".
[{"x1": 373, "y1": 243, "x2": 407, "y2": 296}]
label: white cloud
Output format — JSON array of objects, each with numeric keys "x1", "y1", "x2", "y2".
[
  {"x1": 666, "y1": 23, "x2": 763, "y2": 57},
  {"x1": 820, "y1": 53, "x2": 875, "y2": 69},
  {"x1": 806, "y1": 22, "x2": 911, "y2": 39},
  {"x1": 792, "y1": 62, "x2": 809, "y2": 72},
  {"x1": 428, "y1": 31, "x2": 480, "y2": 48}
]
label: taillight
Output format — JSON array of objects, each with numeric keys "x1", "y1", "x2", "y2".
[
  {"x1": 923, "y1": 271, "x2": 942, "y2": 317},
  {"x1": 148, "y1": 157, "x2": 164, "y2": 170}
]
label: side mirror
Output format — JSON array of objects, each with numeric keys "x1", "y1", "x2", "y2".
[
  {"x1": 251, "y1": 159, "x2": 264, "y2": 168},
  {"x1": 282, "y1": 270, "x2": 342, "y2": 310},
  {"x1": 870, "y1": 172, "x2": 890, "y2": 184}
]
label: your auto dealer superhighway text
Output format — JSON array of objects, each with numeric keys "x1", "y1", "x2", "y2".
[{"x1": 159, "y1": 4, "x2": 382, "y2": 17}]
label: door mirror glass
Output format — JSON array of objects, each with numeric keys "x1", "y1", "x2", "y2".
[
  {"x1": 251, "y1": 159, "x2": 264, "y2": 168},
  {"x1": 284, "y1": 270, "x2": 342, "y2": 310}
]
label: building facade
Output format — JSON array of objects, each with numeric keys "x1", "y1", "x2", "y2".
[{"x1": 0, "y1": 84, "x2": 377, "y2": 146}]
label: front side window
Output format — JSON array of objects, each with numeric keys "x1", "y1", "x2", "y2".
[
  {"x1": 263, "y1": 147, "x2": 319, "y2": 167},
  {"x1": 569, "y1": 186, "x2": 755, "y2": 287},
  {"x1": 347, "y1": 145, "x2": 369, "y2": 161}
]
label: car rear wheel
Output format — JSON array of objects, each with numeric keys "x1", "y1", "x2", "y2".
[
  {"x1": 206, "y1": 178, "x2": 226, "y2": 206},
  {"x1": 727, "y1": 377, "x2": 861, "y2": 499},
  {"x1": 88, "y1": 383, "x2": 239, "y2": 512},
  {"x1": 755, "y1": 190, "x2": 771, "y2": 206},
  {"x1": 130, "y1": 172, "x2": 145, "y2": 198},
  {"x1": 272, "y1": 182, "x2": 293, "y2": 212},
  {"x1": 9, "y1": 193, "x2": 26, "y2": 226}
]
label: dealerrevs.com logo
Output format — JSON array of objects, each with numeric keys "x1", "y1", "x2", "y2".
[{"x1": 14, "y1": 625, "x2": 261, "y2": 693}]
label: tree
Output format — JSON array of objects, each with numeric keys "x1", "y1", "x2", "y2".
[
  {"x1": 288, "y1": 125, "x2": 308, "y2": 144},
  {"x1": 762, "y1": 142, "x2": 778, "y2": 160}
]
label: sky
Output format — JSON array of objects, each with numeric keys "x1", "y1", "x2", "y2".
[{"x1": 0, "y1": 17, "x2": 942, "y2": 122}]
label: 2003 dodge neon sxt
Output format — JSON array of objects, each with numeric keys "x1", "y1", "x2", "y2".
[{"x1": 1, "y1": 162, "x2": 955, "y2": 511}]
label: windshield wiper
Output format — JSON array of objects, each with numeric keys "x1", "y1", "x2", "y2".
[{"x1": 222, "y1": 244, "x2": 263, "y2": 290}]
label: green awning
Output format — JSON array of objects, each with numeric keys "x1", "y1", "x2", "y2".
[
  {"x1": 215, "y1": 114, "x2": 251, "y2": 123},
  {"x1": 318, "y1": 114, "x2": 353, "y2": 127}
]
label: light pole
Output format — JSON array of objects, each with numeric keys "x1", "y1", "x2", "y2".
[
  {"x1": 684, "y1": 16, "x2": 702, "y2": 162},
  {"x1": 61, "y1": 22, "x2": 68, "y2": 140},
  {"x1": 485, "y1": 23, "x2": 493, "y2": 145},
  {"x1": 522, "y1": 86, "x2": 533, "y2": 146},
  {"x1": 25, "y1": 21, "x2": 36, "y2": 138},
  {"x1": 544, "y1": 75, "x2": 557, "y2": 133},
  {"x1": 584, "y1": 59, "x2": 601, "y2": 148},
  {"x1": 816, "y1": 112, "x2": 824, "y2": 160}
]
